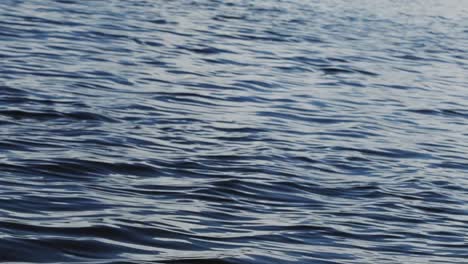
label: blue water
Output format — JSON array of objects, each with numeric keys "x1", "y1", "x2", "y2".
[{"x1": 1, "y1": 0, "x2": 468, "y2": 263}]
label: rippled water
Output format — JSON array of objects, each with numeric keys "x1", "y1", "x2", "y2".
[{"x1": 1, "y1": 0, "x2": 468, "y2": 263}]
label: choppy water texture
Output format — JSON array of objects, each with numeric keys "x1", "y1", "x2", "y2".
[{"x1": 1, "y1": 0, "x2": 468, "y2": 263}]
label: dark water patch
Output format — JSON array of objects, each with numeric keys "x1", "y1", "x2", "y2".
[
  {"x1": 257, "y1": 111, "x2": 352, "y2": 124},
  {"x1": 162, "y1": 258, "x2": 239, "y2": 264},
  {"x1": 143, "y1": 40, "x2": 165, "y2": 47},
  {"x1": 331, "y1": 146, "x2": 432, "y2": 160},
  {"x1": 0, "y1": 109, "x2": 116, "y2": 123},
  {"x1": 321, "y1": 67, "x2": 378, "y2": 76},
  {"x1": 202, "y1": 58, "x2": 254, "y2": 67},
  {"x1": 27, "y1": 159, "x2": 159, "y2": 179},
  {"x1": 406, "y1": 109, "x2": 468, "y2": 119},
  {"x1": 395, "y1": 54, "x2": 427, "y2": 61},
  {"x1": 153, "y1": 92, "x2": 224, "y2": 102},
  {"x1": 166, "y1": 70, "x2": 207, "y2": 77},
  {"x1": 148, "y1": 19, "x2": 177, "y2": 25},
  {"x1": 0, "y1": 85, "x2": 28, "y2": 95},
  {"x1": 178, "y1": 46, "x2": 235, "y2": 55},
  {"x1": 231, "y1": 33, "x2": 291, "y2": 42},
  {"x1": 287, "y1": 56, "x2": 329, "y2": 66},
  {"x1": 213, "y1": 14, "x2": 247, "y2": 21},
  {"x1": 430, "y1": 162, "x2": 468, "y2": 170},
  {"x1": 376, "y1": 84, "x2": 425, "y2": 90}
]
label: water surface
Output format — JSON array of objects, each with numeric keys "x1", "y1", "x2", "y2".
[{"x1": 1, "y1": 0, "x2": 468, "y2": 263}]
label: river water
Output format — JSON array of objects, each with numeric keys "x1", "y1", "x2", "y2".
[{"x1": 1, "y1": 0, "x2": 467, "y2": 263}]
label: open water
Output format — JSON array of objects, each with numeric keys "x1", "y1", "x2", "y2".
[{"x1": 1, "y1": 0, "x2": 468, "y2": 263}]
